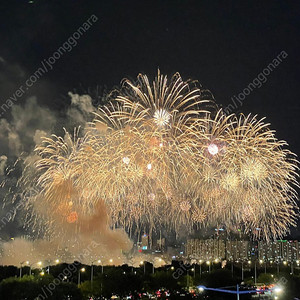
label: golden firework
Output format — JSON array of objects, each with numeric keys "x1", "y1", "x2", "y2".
[{"x1": 18, "y1": 71, "x2": 299, "y2": 241}]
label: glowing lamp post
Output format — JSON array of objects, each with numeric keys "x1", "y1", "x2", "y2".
[
  {"x1": 78, "y1": 267, "x2": 85, "y2": 286},
  {"x1": 29, "y1": 261, "x2": 42, "y2": 276},
  {"x1": 140, "y1": 261, "x2": 146, "y2": 275},
  {"x1": 19, "y1": 261, "x2": 29, "y2": 278},
  {"x1": 47, "y1": 258, "x2": 59, "y2": 274},
  {"x1": 199, "y1": 260, "x2": 203, "y2": 277},
  {"x1": 191, "y1": 267, "x2": 195, "y2": 277},
  {"x1": 91, "y1": 259, "x2": 102, "y2": 290}
]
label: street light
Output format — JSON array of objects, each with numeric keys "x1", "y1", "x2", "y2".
[
  {"x1": 78, "y1": 267, "x2": 85, "y2": 286},
  {"x1": 241, "y1": 261, "x2": 244, "y2": 281},
  {"x1": 19, "y1": 261, "x2": 29, "y2": 278},
  {"x1": 192, "y1": 267, "x2": 196, "y2": 277},
  {"x1": 199, "y1": 260, "x2": 203, "y2": 277},
  {"x1": 247, "y1": 260, "x2": 256, "y2": 284},
  {"x1": 91, "y1": 259, "x2": 102, "y2": 290},
  {"x1": 259, "y1": 259, "x2": 267, "y2": 274},
  {"x1": 98, "y1": 260, "x2": 103, "y2": 274},
  {"x1": 140, "y1": 261, "x2": 146, "y2": 274},
  {"x1": 274, "y1": 286, "x2": 283, "y2": 294},
  {"x1": 206, "y1": 261, "x2": 211, "y2": 273},
  {"x1": 47, "y1": 258, "x2": 60, "y2": 274},
  {"x1": 29, "y1": 261, "x2": 42, "y2": 276}
]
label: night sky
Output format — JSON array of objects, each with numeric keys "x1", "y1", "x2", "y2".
[{"x1": 0, "y1": 0, "x2": 300, "y2": 237}]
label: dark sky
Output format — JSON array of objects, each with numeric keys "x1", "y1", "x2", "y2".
[
  {"x1": 0, "y1": 0, "x2": 299, "y2": 151},
  {"x1": 0, "y1": 0, "x2": 300, "y2": 237}
]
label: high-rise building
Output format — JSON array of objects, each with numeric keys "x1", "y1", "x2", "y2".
[
  {"x1": 226, "y1": 240, "x2": 250, "y2": 261},
  {"x1": 185, "y1": 239, "x2": 225, "y2": 260},
  {"x1": 258, "y1": 240, "x2": 299, "y2": 261},
  {"x1": 186, "y1": 238, "x2": 300, "y2": 262}
]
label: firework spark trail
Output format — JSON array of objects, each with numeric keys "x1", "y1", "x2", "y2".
[{"x1": 16, "y1": 71, "x2": 299, "y2": 243}]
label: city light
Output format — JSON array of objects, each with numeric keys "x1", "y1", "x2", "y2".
[
  {"x1": 274, "y1": 287, "x2": 283, "y2": 294},
  {"x1": 80, "y1": 268, "x2": 85, "y2": 272}
]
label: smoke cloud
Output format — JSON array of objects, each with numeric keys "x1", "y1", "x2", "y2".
[{"x1": 0, "y1": 60, "x2": 135, "y2": 266}]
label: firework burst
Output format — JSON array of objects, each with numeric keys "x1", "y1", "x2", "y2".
[{"x1": 18, "y1": 71, "x2": 299, "y2": 241}]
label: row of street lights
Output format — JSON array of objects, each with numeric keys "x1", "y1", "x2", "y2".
[
  {"x1": 20, "y1": 259, "x2": 61, "y2": 278},
  {"x1": 189, "y1": 258, "x2": 300, "y2": 284},
  {"x1": 19, "y1": 258, "x2": 116, "y2": 278},
  {"x1": 21, "y1": 256, "x2": 298, "y2": 289},
  {"x1": 19, "y1": 261, "x2": 42, "y2": 277}
]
